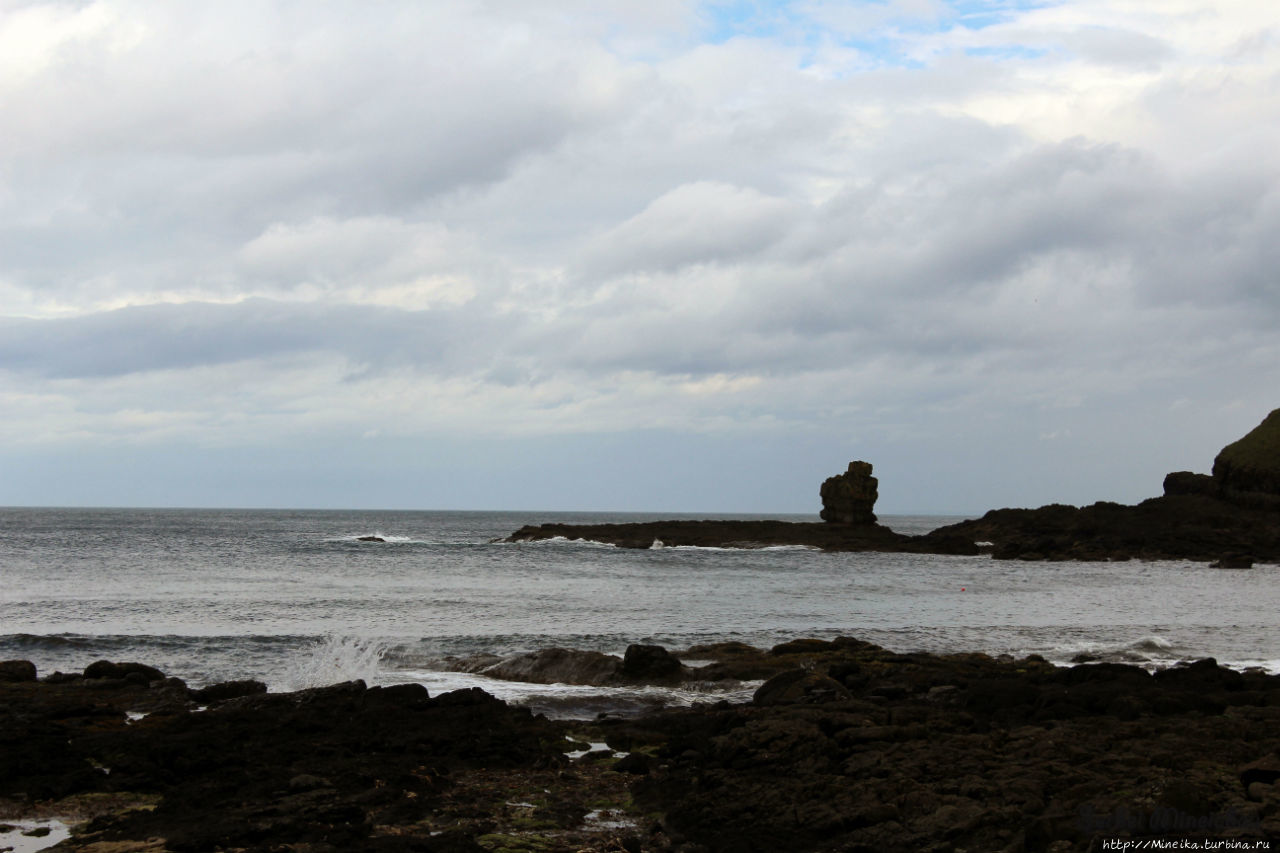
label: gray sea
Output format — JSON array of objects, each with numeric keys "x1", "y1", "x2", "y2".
[{"x1": 2, "y1": 507, "x2": 1277, "y2": 717}]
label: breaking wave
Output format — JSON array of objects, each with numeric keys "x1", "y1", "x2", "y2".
[{"x1": 279, "y1": 635, "x2": 387, "y2": 691}]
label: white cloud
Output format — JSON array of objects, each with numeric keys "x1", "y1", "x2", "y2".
[{"x1": 1, "y1": 0, "x2": 1278, "y2": 509}]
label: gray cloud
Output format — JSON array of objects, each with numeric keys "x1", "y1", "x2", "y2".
[
  {"x1": 1, "y1": 0, "x2": 1278, "y2": 510},
  {"x1": 0, "y1": 299, "x2": 510, "y2": 379}
]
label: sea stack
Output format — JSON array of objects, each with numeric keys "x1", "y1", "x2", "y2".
[{"x1": 819, "y1": 460, "x2": 878, "y2": 524}]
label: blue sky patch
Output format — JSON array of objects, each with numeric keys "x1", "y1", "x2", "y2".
[{"x1": 697, "y1": 0, "x2": 1060, "y2": 68}]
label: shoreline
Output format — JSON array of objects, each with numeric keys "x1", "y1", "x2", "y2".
[
  {"x1": 4, "y1": 637, "x2": 1280, "y2": 851},
  {"x1": 6, "y1": 615, "x2": 1280, "y2": 702}
]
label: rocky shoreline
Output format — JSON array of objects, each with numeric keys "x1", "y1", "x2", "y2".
[
  {"x1": 4, "y1": 639, "x2": 1280, "y2": 852},
  {"x1": 503, "y1": 517, "x2": 984, "y2": 556},
  {"x1": 504, "y1": 408, "x2": 1280, "y2": 563}
]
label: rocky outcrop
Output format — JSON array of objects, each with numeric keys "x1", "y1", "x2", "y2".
[
  {"x1": 937, "y1": 408, "x2": 1280, "y2": 562},
  {"x1": 1162, "y1": 470, "x2": 1216, "y2": 497},
  {"x1": 1214, "y1": 407, "x2": 1280, "y2": 502},
  {"x1": 478, "y1": 647, "x2": 623, "y2": 685},
  {"x1": 819, "y1": 460, "x2": 878, "y2": 524},
  {"x1": 504, "y1": 518, "x2": 979, "y2": 555},
  {"x1": 448, "y1": 644, "x2": 692, "y2": 687},
  {"x1": 0, "y1": 659, "x2": 37, "y2": 682},
  {"x1": 607, "y1": 638, "x2": 1280, "y2": 852},
  {"x1": 83, "y1": 660, "x2": 166, "y2": 683},
  {"x1": 5, "y1": 640, "x2": 1280, "y2": 851},
  {"x1": 620, "y1": 644, "x2": 685, "y2": 683},
  {"x1": 1, "y1": 669, "x2": 567, "y2": 851},
  {"x1": 189, "y1": 679, "x2": 268, "y2": 704},
  {"x1": 752, "y1": 668, "x2": 851, "y2": 705},
  {"x1": 505, "y1": 408, "x2": 1280, "y2": 562}
]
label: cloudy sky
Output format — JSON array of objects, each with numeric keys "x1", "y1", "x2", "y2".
[{"x1": 1, "y1": 0, "x2": 1277, "y2": 514}]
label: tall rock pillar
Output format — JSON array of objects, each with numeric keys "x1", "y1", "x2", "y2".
[{"x1": 820, "y1": 461, "x2": 879, "y2": 524}]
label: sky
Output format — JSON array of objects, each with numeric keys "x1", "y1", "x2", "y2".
[{"x1": 1, "y1": 0, "x2": 1277, "y2": 514}]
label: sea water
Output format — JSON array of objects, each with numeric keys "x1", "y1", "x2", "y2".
[{"x1": 1, "y1": 508, "x2": 1277, "y2": 717}]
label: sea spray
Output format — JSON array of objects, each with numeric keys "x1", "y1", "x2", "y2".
[{"x1": 280, "y1": 635, "x2": 386, "y2": 691}]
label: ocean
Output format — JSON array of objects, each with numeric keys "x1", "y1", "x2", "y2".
[{"x1": 2, "y1": 507, "x2": 1277, "y2": 718}]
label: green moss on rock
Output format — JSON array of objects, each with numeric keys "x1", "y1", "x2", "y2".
[{"x1": 1213, "y1": 407, "x2": 1280, "y2": 496}]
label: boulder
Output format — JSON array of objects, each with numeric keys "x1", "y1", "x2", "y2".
[
  {"x1": 1163, "y1": 470, "x2": 1216, "y2": 497},
  {"x1": 1213, "y1": 407, "x2": 1280, "y2": 497},
  {"x1": 753, "y1": 668, "x2": 852, "y2": 705},
  {"x1": 481, "y1": 648, "x2": 621, "y2": 686},
  {"x1": 619, "y1": 644, "x2": 684, "y2": 682},
  {"x1": 83, "y1": 660, "x2": 166, "y2": 683},
  {"x1": 0, "y1": 660, "x2": 37, "y2": 682},
  {"x1": 820, "y1": 460, "x2": 879, "y2": 524},
  {"x1": 1240, "y1": 754, "x2": 1280, "y2": 787},
  {"x1": 190, "y1": 679, "x2": 268, "y2": 704}
]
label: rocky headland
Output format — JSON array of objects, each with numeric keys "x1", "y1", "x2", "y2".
[
  {"x1": 505, "y1": 408, "x2": 1280, "y2": 563},
  {"x1": 4, "y1": 640, "x2": 1280, "y2": 851},
  {"x1": 504, "y1": 461, "x2": 980, "y2": 556}
]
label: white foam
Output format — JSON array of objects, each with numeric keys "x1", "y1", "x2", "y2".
[
  {"x1": 645, "y1": 543, "x2": 820, "y2": 552},
  {"x1": 324, "y1": 532, "x2": 416, "y2": 544},
  {"x1": 1128, "y1": 635, "x2": 1176, "y2": 652},
  {"x1": 279, "y1": 635, "x2": 386, "y2": 691},
  {"x1": 0, "y1": 820, "x2": 71, "y2": 853},
  {"x1": 383, "y1": 669, "x2": 762, "y2": 719},
  {"x1": 564, "y1": 739, "x2": 618, "y2": 760},
  {"x1": 584, "y1": 808, "x2": 638, "y2": 831},
  {"x1": 511, "y1": 536, "x2": 618, "y2": 549}
]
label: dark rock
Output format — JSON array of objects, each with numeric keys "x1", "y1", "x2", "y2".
[
  {"x1": 84, "y1": 660, "x2": 165, "y2": 683},
  {"x1": 1240, "y1": 754, "x2": 1280, "y2": 787},
  {"x1": 503, "y1": 516, "x2": 946, "y2": 554},
  {"x1": 0, "y1": 660, "x2": 37, "y2": 682},
  {"x1": 1210, "y1": 554, "x2": 1254, "y2": 569},
  {"x1": 369, "y1": 682, "x2": 432, "y2": 704},
  {"x1": 611, "y1": 752, "x2": 654, "y2": 775},
  {"x1": 819, "y1": 460, "x2": 879, "y2": 524},
  {"x1": 753, "y1": 669, "x2": 852, "y2": 705},
  {"x1": 1213, "y1": 407, "x2": 1280, "y2": 497},
  {"x1": 620, "y1": 644, "x2": 684, "y2": 682},
  {"x1": 770, "y1": 638, "x2": 835, "y2": 656},
  {"x1": 8, "y1": 637, "x2": 1280, "y2": 852},
  {"x1": 357, "y1": 535, "x2": 386, "y2": 542},
  {"x1": 430, "y1": 686, "x2": 506, "y2": 707},
  {"x1": 40, "y1": 671, "x2": 82, "y2": 684},
  {"x1": 1163, "y1": 470, "x2": 1217, "y2": 497},
  {"x1": 1154, "y1": 658, "x2": 1243, "y2": 691},
  {"x1": 189, "y1": 679, "x2": 268, "y2": 704},
  {"x1": 480, "y1": 648, "x2": 621, "y2": 686}
]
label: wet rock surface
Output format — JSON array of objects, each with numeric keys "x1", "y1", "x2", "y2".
[{"x1": 4, "y1": 642, "x2": 1280, "y2": 851}]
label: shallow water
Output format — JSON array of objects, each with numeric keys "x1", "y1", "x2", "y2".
[{"x1": 1, "y1": 507, "x2": 1276, "y2": 715}]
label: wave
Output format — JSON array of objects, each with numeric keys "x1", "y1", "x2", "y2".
[
  {"x1": 648, "y1": 541, "x2": 821, "y2": 552},
  {"x1": 325, "y1": 533, "x2": 419, "y2": 544},
  {"x1": 383, "y1": 669, "x2": 763, "y2": 720},
  {"x1": 1128, "y1": 635, "x2": 1177, "y2": 652},
  {"x1": 502, "y1": 536, "x2": 619, "y2": 549},
  {"x1": 279, "y1": 635, "x2": 386, "y2": 691}
]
